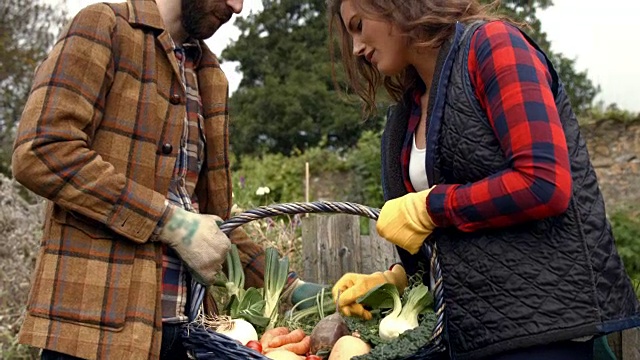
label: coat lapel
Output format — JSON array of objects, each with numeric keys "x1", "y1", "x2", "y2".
[
  {"x1": 196, "y1": 42, "x2": 232, "y2": 219},
  {"x1": 127, "y1": 0, "x2": 183, "y2": 85}
]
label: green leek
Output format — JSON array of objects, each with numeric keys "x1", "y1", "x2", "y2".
[{"x1": 263, "y1": 247, "x2": 290, "y2": 329}]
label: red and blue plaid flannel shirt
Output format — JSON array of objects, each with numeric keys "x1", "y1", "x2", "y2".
[
  {"x1": 159, "y1": 42, "x2": 299, "y2": 323},
  {"x1": 160, "y1": 41, "x2": 206, "y2": 323},
  {"x1": 404, "y1": 21, "x2": 572, "y2": 232}
]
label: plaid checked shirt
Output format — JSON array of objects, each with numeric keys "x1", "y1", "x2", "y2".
[
  {"x1": 160, "y1": 42, "x2": 299, "y2": 322},
  {"x1": 404, "y1": 21, "x2": 572, "y2": 232},
  {"x1": 160, "y1": 41, "x2": 205, "y2": 323}
]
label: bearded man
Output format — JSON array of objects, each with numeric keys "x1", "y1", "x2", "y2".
[{"x1": 12, "y1": 1, "x2": 324, "y2": 358}]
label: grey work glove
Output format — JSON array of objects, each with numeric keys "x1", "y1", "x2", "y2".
[{"x1": 158, "y1": 204, "x2": 231, "y2": 285}]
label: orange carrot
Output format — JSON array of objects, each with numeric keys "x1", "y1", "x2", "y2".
[
  {"x1": 280, "y1": 335, "x2": 311, "y2": 355},
  {"x1": 260, "y1": 327, "x2": 289, "y2": 349},
  {"x1": 268, "y1": 328, "x2": 306, "y2": 348}
]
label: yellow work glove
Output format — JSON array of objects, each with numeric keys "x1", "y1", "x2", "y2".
[
  {"x1": 340, "y1": 303, "x2": 373, "y2": 320},
  {"x1": 332, "y1": 265, "x2": 408, "y2": 318},
  {"x1": 376, "y1": 187, "x2": 436, "y2": 255}
]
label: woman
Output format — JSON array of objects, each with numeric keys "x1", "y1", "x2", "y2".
[{"x1": 328, "y1": 0, "x2": 640, "y2": 359}]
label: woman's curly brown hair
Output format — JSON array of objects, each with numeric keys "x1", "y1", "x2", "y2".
[{"x1": 328, "y1": 0, "x2": 507, "y2": 116}]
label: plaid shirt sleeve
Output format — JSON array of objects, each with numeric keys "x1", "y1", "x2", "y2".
[{"x1": 426, "y1": 21, "x2": 572, "y2": 232}]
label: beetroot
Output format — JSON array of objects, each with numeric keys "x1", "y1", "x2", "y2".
[{"x1": 309, "y1": 312, "x2": 350, "y2": 355}]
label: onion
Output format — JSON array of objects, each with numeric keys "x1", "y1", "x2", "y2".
[{"x1": 211, "y1": 315, "x2": 258, "y2": 345}]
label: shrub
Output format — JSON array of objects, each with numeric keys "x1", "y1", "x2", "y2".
[
  {"x1": 231, "y1": 131, "x2": 384, "y2": 210},
  {"x1": 0, "y1": 174, "x2": 43, "y2": 359},
  {"x1": 609, "y1": 206, "x2": 640, "y2": 298},
  {"x1": 230, "y1": 143, "x2": 351, "y2": 208}
]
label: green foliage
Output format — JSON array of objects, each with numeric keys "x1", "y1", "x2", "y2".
[
  {"x1": 231, "y1": 131, "x2": 384, "y2": 210},
  {"x1": 582, "y1": 102, "x2": 640, "y2": 125},
  {"x1": 609, "y1": 207, "x2": 640, "y2": 297},
  {"x1": 0, "y1": 0, "x2": 67, "y2": 176},
  {"x1": 223, "y1": 0, "x2": 382, "y2": 158},
  {"x1": 231, "y1": 144, "x2": 351, "y2": 208},
  {"x1": 345, "y1": 130, "x2": 384, "y2": 208},
  {"x1": 550, "y1": 55, "x2": 600, "y2": 115}
]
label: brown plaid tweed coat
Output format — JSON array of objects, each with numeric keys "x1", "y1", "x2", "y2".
[{"x1": 12, "y1": 1, "x2": 266, "y2": 358}]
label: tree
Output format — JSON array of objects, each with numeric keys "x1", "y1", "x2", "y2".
[
  {"x1": 0, "y1": 0, "x2": 67, "y2": 175},
  {"x1": 225, "y1": 0, "x2": 600, "y2": 158},
  {"x1": 485, "y1": 0, "x2": 600, "y2": 114},
  {"x1": 222, "y1": 0, "x2": 383, "y2": 158}
]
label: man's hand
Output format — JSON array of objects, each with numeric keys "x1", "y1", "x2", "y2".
[
  {"x1": 332, "y1": 265, "x2": 407, "y2": 319},
  {"x1": 158, "y1": 204, "x2": 230, "y2": 285},
  {"x1": 376, "y1": 187, "x2": 437, "y2": 255}
]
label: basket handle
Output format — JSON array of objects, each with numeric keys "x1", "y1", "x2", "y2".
[{"x1": 191, "y1": 201, "x2": 446, "y2": 345}]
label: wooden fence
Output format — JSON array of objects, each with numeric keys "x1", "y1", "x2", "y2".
[
  {"x1": 299, "y1": 214, "x2": 400, "y2": 285},
  {"x1": 607, "y1": 329, "x2": 639, "y2": 360},
  {"x1": 297, "y1": 214, "x2": 639, "y2": 360}
]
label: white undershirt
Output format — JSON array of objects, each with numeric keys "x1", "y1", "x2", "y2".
[
  {"x1": 409, "y1": 134, "x2": 435, "y2": 290},
  {"x1": 409, "y1": 134, "x2": 429, "y2": 192}
]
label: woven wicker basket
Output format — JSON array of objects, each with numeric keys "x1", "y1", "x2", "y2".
[{"x1": 181, "y1": 201, "x2": 447, "y2": 360}]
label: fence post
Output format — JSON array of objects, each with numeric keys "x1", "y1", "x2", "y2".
[
  {"x1": 360, "y1": 219, "x2": 402, "y2": 274},
  {"x1": 606, "y1": 327, "x2": 640, "y2": 359},
  {"x1": 301, "y1": 215, "x2": 400, "y2": 284},
  {"x1": 300, "y1": 214, "x2": 361, "y2": 284},
  {"x1": 621, "y1": 327, "x2": 640, "y2": 359}
]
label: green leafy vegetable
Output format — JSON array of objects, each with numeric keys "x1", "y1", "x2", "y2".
[
  {"x1": 233, "y1": 287, "x2": 269, "y2": 328},
  {"x1": 357, "y1": 283, "x2": 397, "y2": 310},
  {"x1": 225, "y1": 243, "x2": 245, "y2": 299},
  {"x1": 378, "y1": 283, "x2": 432, "y2": 340},
  {"x1": 224, "y1": 244, "x2": 270, "y2": 327},
  {"x1": 344, "y1": 314, "x2": 385, "y2": 347},
  {"x1": 353, "y1": 312, "x2": 438, "y2": 360},
  {"x1": 263, "y1": 247, "x2": 290, "y2": 329}
]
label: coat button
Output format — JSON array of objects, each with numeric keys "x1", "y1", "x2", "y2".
[
  {"x1": 161, "y1": 143, "x2": 173, "y2": 154},
  {"x1": 170, "y1": 93, "x2": 181, "y2": 105}
]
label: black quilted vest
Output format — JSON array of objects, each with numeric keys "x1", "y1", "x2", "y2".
[{"x1": 381, "y1": 22, "x2": 640, "y2": 360}]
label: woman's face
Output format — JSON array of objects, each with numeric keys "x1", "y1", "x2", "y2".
[{"x1": 339, "y1": 0, "x2": 409, "y2": 76}]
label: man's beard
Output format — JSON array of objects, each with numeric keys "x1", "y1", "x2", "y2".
[{"x1": 181, "y1": 0, "x2": 233, "y2": 40}]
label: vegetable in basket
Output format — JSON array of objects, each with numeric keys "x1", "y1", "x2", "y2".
[
  {"x1": 357, "y1": 282, "x2": 433, "y2": 340},
  {"x1": 264, "y1": 328, "x2": 310, "y2": 355},
  {"x1": 309, "y1": 308, "x2": 350, "y2": 355},
  {"x1": 263, "y1": 247, "x2": 291, "y2": 329},
  {"x1": 352, "y1": 313, "x2": 437, "y2": 360},
  {"x1": 205, "y1": 243, "x2": 294, "y2": 350},
  {"x1": 265, "y1": 349, "x2": 306, "y2": 360},
  {"x1": 222, "y1": 244, "x2": 270, "y2": 328},
  {"x1": 205, "y1": 315, "x2": 259, "y2": 346},
  {"x1": 220, "y1": 244, "x2": 291, "y2": 330},
  {"x1": 332, "y1": 264, "x2": 408, "y2": 320},
  {"x1": 332, "y1": 270, "x2": 438, "y2": 360},
  {"x1": 328, "y1": 335, "x2": 371, "y2": 360}
]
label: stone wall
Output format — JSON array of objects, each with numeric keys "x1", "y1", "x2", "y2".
[{"x1": 582, "y1": 119, "x2": 640, "y2": 211}]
